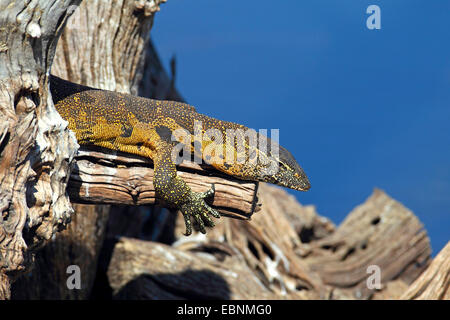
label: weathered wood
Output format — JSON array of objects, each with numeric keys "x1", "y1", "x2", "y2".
[
  {"x1": 371, "y1": 280, "x2": 410, "y2": 300},
  {"x1": 107, "y1": 237, "x2": 282, "y2": 299},
  {"x1": 0, "y1": 0, "x2": 80, "y2": 299},
  {"x1": 156, "y1": 185, "x2": 435, "y2": 300},
  {"x1": 68, "y1": 147, "x2": 259, "y2": 220},
  {"x1": 400, "y1": 241, "x2": 450, "y2": 300},
  {"x1": 105, "y1": 186, "x2": 327, "y2": 300},
  {"x1": 53, "y1": 0, "x2": 168, "y2": 94},
  {"x1": 302, "y1": 188, "x2": 431, "y2": 299}
]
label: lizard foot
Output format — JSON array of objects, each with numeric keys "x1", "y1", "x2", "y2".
[{"x1": 180, "y1": 184, "x2": 221, "y2": 236}]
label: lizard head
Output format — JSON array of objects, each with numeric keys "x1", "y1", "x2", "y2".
[
  {"x1": 202, "y1": 125, "x2": 310, "y2": 191},
  {"x1": 254, "y1": 142, "x2": 311, "y2": 191},
  {"x1": 220, "y1": 130, "x2": 310, "y2": 191}
]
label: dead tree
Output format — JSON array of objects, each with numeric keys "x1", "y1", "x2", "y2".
[{"x1": 1, "y1": 0, "x2": 258, "y2": 299}]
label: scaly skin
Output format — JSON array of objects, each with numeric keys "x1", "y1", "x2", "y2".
[{"x1": 50, "y1": 75, "x2": 310, "y2": 235}]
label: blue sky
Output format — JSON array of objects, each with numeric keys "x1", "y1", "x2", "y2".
[{"x1": 151, "y1": 1, "x2": 449, "y2": 253}]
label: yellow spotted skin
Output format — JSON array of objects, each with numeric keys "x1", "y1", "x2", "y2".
[{"x1": 50, "y1": 75, "x2": 310, "y2": 235}]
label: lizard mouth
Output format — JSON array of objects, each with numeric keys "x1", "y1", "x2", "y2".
[
  {"x1": 291, "y1": 170, "x2": 311, "y2": 191},
  {"x1": 274, "y1": 145, "x2": 311, "y2": 191},
  {"x1": 273, "y1": 165, "x2": 311, "y2": 191}
]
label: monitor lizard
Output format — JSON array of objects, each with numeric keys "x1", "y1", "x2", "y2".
[{"x1": 50, "y1": 75, "x2": 310, "y2": 235}]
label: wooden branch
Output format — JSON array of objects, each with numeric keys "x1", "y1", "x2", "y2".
[
  {"x1": 400, "y1": 241, "x2": 450, "y2": 300},
  {"x1": 67, "y1": 147, "x2": 260, "y2": 220}
]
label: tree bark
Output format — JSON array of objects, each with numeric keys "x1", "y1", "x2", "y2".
[
  {"x1": 0, "y1": 0, "x2": 80, "y2": 299},
  {"x1": 10, "y1": 204, "x2": 109, "y2": 299},
  {"x1": 9, "y1": 0, "x2": 169, "y2": 299}
]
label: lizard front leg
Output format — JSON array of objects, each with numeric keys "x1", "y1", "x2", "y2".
[{"x1": 153, "y1": 141, "x2": 221, "y2": 235}]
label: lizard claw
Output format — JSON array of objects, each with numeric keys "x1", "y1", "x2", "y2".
[
  {"x1": 182, "y1": 212, "x2": 193, "y2": 236},
  {"x1": 180, "y1": 183, "x2": 221, "y2": 236},
  {"x1": 200, "y1": 184, "x2": 221, "y2": 218},
  {"x1": 199, "y1": 183, "x2": 216, "y2": 199}
]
